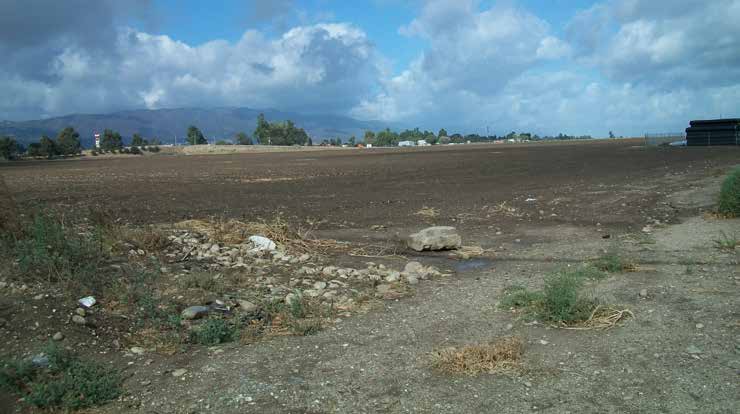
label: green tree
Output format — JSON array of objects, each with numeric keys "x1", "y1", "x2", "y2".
[
  {"x1": 39, "y1": 136, "x2": 58, "y2": 159},
  {"x1": 56, "y1": 127, "x2": 81, "y2": 155},
  {"x1": 0, "y1": 136, "x2": 19, "y2": 160},
  {"x1": 348, "y1": 136, "x2": 356, "y2": 146},
  {"x1": 308, "y1": 137, "x2": 313, "y2": 146},
  {"x1": 254, "y1": 113, "x2": 270, "y2": 144},
  {"x1": 100, "y1": 129, "x2": 123, "y2": 152},
  {"x1": 235, "y1": 132, "x2": 252, "y2": 145},
  {"x1": 438, "y1": 128, "x2": 448, "y2": 138},
  {"x1": 131, "y1": 133, "x2": 145, "y2": 146},
  {"x1": 186, "y1": 125, "x2": 207, "y2": 145},
  {"x1": 375, "y1": 128, "x2": 400, "y2": 146}
]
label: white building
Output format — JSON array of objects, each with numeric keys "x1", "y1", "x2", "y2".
[
  {"x1": 417, "y1": 139, "x2": 429, "y2": 146},
  {"x1": 398, "y1": 140, "x2": 415, "y2": 147}
]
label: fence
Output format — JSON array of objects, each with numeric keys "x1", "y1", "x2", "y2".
[{"x1": 644, "y1": 132, "x2": 685, "y2": 146}]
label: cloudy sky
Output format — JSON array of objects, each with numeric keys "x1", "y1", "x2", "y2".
[{"x1": 2, "y1": 0, "x2": 739, "y2": 136}]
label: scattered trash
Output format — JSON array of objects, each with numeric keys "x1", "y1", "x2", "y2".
[
  {"x1": 249, "y1": 235, "x2": 277, "y2": 251},
  {"x1": 31, "y1": 354, "x2": 50, "y2": 368},
  {"x1": 78, "y1": 296, "x2": 96, "y2": 308},
  {"x1": 525, "y1": 198, "x2": 537, "y2": 202}
]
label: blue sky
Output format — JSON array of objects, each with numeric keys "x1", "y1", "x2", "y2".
[{"x1": 1, "y1": 0, "x2": 739, "y2": 136}]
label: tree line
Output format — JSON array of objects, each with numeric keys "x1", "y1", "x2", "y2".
[{"x1": 0, "y1": 127, "x2": 162, "y2": 161}]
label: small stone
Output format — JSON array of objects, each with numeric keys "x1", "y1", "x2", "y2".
[
  {"x1": 524, "y1": 381, "x2": 532, "y2": 388},
  {"x1": 639, "y1": 289, "x2": 648, "y2": 298},
  {"x1": 181, "y1": 306, "x2": 209, "y2": 320},
  {"x1": 75, "y1": 308, "x2": 86, "y2": 317},
  {"x1": 34, "y1": 293, "x2": 44, "y2": 300},
  {"x1": 695, "y1": 323, "x2": 704, "y2": 329},
  {"x1": 172, "y1": 368, "x2": 188, "y2": 377},
  {"x1": 237, "y1": 300, "x2": 258, "y2": 313},
  {"x1": 505, "y1": 323, "x2": 513, "y2": 331},
  {"x1": 405, "y1": 275, "x2": 419, "y2": 285},
  {"x1": 313, "y1": 281, "x2": 327, "y2": 290},
  {"x1": 539, "y1": 339, "x2": 549, "y2": 345},
  {"x1": 130, "y1": 347, "x2": 146, "y2": 355},
  {"x1": 385, "y1": 272, "x2": 400, "y2": 283},
  {"x1": 52, "y1": 332, "x2": 64, "y2": 341},
  {"x1": 375, "y1": 284, "x2": 392, "y2": 294},
  {"x1": 72, "y1": 315, "x2": 87, "y2": 325}
]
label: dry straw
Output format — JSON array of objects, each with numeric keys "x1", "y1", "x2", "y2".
[{"x1": 431, "y1": 336, "x2": 524, "y2": 375}]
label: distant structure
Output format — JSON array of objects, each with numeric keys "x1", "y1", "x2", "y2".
[
  {"x1": 398, "y1": 140, "x2": 415, "y2": 147},
  {"x1": 94, "y1": 133, "x2": 101, "y2": 149},
  {"x1": 686, "y1": 118, "x2": 740, "y2": 146}
]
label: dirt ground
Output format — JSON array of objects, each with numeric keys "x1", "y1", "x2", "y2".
[{"x1": 1, "y1": 140, "x2": 739, "y2": 413}]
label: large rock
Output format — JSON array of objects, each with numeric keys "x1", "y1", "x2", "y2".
[{"x1": 406, "y1": 226, "x2": 462, "y2": 251}]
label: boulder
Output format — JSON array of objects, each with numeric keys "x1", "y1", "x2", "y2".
[{"x1": 406, "y1": 226, "x2": 461, "y2": 251}]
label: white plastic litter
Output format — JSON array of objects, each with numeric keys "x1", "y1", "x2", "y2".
[
  {"x1": 249, "y1": 235, "x2": 277, "y2": 251},
  {"x1": 525, "y1": 198, "x2": 537, "y2": 202},
  {"x1": 78, "y1": 296, "x2": 96, "y2": 308}
]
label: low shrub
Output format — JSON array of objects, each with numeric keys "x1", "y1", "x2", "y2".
[
  {"x1": 542, "y1": 273, "x2": 597, "y2": 323},
  {"x1": 10, "y1": 214, "x2": 105, "y2": 288},
  {"x1": 0, "y1": 343, "x2": 121, "y2": 410},
  {"x1": 500, "y1": 271, "x2": 599, "y2": 324},
  {"x1": 190, "y1": 318, "x2": 236, "y2": 345},
  {"x1": 718, "y1": 166, "x2": 740, "y2": 217}
]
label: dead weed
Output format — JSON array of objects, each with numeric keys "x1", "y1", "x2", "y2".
[{"x1": 432, "y1": 336, "x2": 523, "y2": 376}]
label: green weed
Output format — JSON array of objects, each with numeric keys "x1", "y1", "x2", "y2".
[
  {"x1": 189, "y1": 318, "x2": 236, "y2": 345},
  {"x1": 0, "y1": 343, "x2": 121, "y2": 410},
  {"x1": 713, "y1": 231, "x2": 739, "y2": 250},
  {"x1": 718, "y1": 166, "x2": 740, "y2": 217},
  {"x1": 10, "y1": 214, "x2": 106, "y2": 288},
  {"x1": 592, "y1": 253, "x2": 635, "y2": 273}
]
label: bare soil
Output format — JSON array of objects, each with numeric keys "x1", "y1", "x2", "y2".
[{"x1": 1, "y1": 140, "x2": 739, "y2": 413}]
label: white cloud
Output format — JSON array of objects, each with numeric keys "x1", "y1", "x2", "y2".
[
  {"x1": 1, "y1": 22, "x2": 382, "y2": 120},
  {"x1": 354, "y1": 0, "x2": 740, "y2": 136}
]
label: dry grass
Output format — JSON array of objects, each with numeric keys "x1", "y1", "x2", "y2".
[
  {"x1": 558, "y1": 306, "x2": 634, "y2": 330},
  {"x1": 485, "y1": 201, "x2": 523, "y2": 218},
  {"x1": 431, "y1": 336, "x2": 523, "y2": 376},
  {"x1": 415, "y1": 206, "x2": 440, "y2": 219},
  {"x1": 118, "y1": 226, "x2": 171, "y2": 252}
]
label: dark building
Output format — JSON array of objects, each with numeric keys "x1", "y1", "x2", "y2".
[{"x1": 686, "y1": 118, "x2": 740, "y2": 146}]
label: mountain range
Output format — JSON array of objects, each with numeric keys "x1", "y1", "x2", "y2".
[{"x1": 0, "y1": 107, "x2": 391, "y2": 147}]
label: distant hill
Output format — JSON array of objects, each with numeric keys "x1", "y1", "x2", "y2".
[{"x1": 0, "y1": 107, "x2": 390, "y2": 147}]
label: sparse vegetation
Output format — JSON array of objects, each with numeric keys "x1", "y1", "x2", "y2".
[
  {"x1": 0, "y1": 343, "x2": 121, "y2": 410},
  {"x1": 431, "y1": 336, "x2": 523, "y2": 376},
  {"x1": 190, "y1": 318, "x2": 237, "y2": 345},
  {"x1": 713, "y1": 231, "x2": 739, "y2": 250},
  {"x1": 718, "y1": 166, "x2": 740, "y2": 217},
  {"x1": 542, "y1": 272, "x2": 597, "y2": 323},
  {"x1": 592, "y1": 253, "x2": 635, "y2": 273},
  {"x1": 500, "y1": 266, "x2": 631, "y2": 328},
  {"x1": 8, "y1": 213, "x2": 106, "y2": 289}
]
